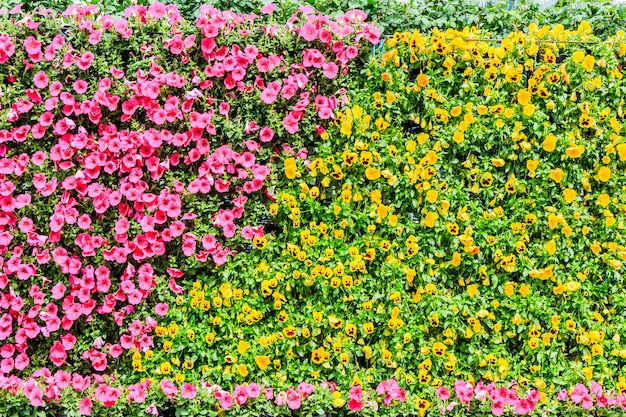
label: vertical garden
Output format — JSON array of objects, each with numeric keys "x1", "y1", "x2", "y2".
[{"x1": 1, "y1": 1, "x2": 626, "y2": 416}]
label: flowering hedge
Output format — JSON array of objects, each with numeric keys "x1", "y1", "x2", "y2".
[{"x1": 2, "y1": 2, "x2": 626, "y2": 416}]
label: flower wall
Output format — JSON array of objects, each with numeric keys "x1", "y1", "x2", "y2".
[{"x1": 2, "y1": 2, "x2": 626, "y2": 416}]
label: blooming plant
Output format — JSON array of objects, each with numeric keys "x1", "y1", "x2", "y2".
[{"x1": 1, "y1": 0, "x2": 626, "y2": 416}]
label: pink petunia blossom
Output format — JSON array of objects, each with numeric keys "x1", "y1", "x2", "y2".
[
  {"x1": 436, "y1": 386, "x2": 450, "y2": 401},
  {"x1": 286, "y1": 387, "x2": 301, "y2": 410},
  {"x1": 260, "y1": 3, "x2": 276, "y2": 14},
  {"x1": 259, "y1": 126, "x2": 274, "y2": 142},
  {"x1": 33, "y1": 71, "x2": 49, "y2": 89},
  {"x1": 148, "y1": 1, "x2": 167, "y2": 19},
  {"x1": 300, "y1": 23, "x2": 318, "y2": 42},
  {"x1": 283, "y1": 113, "x2": 299, "y2": 134},
  {"x1": 79, "y1": 397, "x2": 92, "y2": 415},
  {"x1": 154, "y1": 303, "x2": 169, "y2": 316},
  {"x1": 160, "y1": 379, "x2": 178, "y2": 399},
  {"x1": 181, "y1": 383, "x2": 197, "y2": 399}
]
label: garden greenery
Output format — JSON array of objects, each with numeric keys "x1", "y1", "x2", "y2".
[{"x1": 1, "y1": 2, "x2": 626, "y2": 417}]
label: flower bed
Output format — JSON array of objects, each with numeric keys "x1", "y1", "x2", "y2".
[{"x1": 1, "y1": 2, "x2": 626, "y2": 416}]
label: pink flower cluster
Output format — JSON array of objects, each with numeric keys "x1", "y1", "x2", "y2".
[
  {"x1": 263, "y1": 382, "x2": 312, "y2": 410},
  {"x1": 436, "y1": 380, "x2": 626, "y2": 416},
  {"x1": 6, "y1": 374, "x2": 626, "y2": 415},
  {"x1": 214, "y1": 382, "x2": 262, "y2": 409},
  {"x1": 0, "y1": 0, "x2": 382, "y2": 409},
  {"x1": 348, "y1": 385, "x2": 379, "y2": 412},
  {"x1": 376, "y1": 379, "x2": 406, "y2": 406},
  {"x1": 558, "y1": 381, "x2": 625, "y2": 409}
]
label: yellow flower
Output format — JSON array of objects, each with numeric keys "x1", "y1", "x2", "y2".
[
  {"x1": 284, "y1": 158, "x2": 297, "y2": 179},
  {"x1": 253, "y1": 235, "x2": 267, "y2": 249},
  {"x1": 467, "y1": 284, "x2": 478, "y2": 297},
  {"x1": 420, "y1": 212, "x2": 437, "y2": 228},
  {"x1": 480, "y1": 172, "x2": 493, "y2": 187},
  {"x1": 255, "y1": 355, "x2": 271, "y2": 370},
  {"x1": 572, "y1": 50, "x2": 585, "y2": 63},
  {"x1": 526, "y1": 160, "x2": 539, "y2": 172},
  {"x1": 579, "y1": 114, "x2": 595, "y2": 129},
  {"x1": 453, "y1": 130, "x2": 464, "y2": 144},
  {"x1": 432, "y1": 342, "x2": 447, "y2": 357},
  {"x1": 237, "y1": 340, "x2": 250, "y2": 355},
  {"x1": 550, "y1": 168, "x2": 564, "y2": 183},
  {"x1": 237, "y1": 364, "x2": 249, "y2": 377},
  {"x1": 365, "y1": 167, "x2": 380, "y2": 180},
  {"x1": 598, "y1": 166, "x2": 611, "y2": 182},
  {"x1": 597, "y1": 194, "x2": 611, "y2": 207},
  {"x1": 446, "y1": 222, "x2": 459, "y2": 235},
  {"x1": 332, "y1": 391, "x2": 345, "y2": 408},
  {"x1": 517, "y1": 89, "x2": 531, "y2": 106},
  {"x1": 566, "y1": 144, "x2": 585, "y2": 158},
  {"x1": 528, "y1": 337, "x2": 540, "y2": 349},
  {"x1": 563, "y1": 188, "x2": 577, "y2": 204},
  {"x1": 582, "y1": 55, "x2": 595, "y2": 72},
  {"x1": 523, "y1": 104, "x2": 535, "y2": 117},
  {"x1": 450, "y1": 252, "x2": 461, "y2": 267},
  {"x1": 543, "y1": 134, "x2": 557, "y2": 152},
  {"x1": 504, "y1": 282, "x2": 516, "y2": 297}
]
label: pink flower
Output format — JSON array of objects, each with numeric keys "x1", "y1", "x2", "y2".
[
  {"x1": 181, "y1": 383, "x2": 197, "y2": 399},
  {"x1": 349, "y1": 385, "x2": 362, "y2": 400},
  {"x1": 154, "y1": 303, "x2": 169, "y2": 316},
  {"x1": 274, "y1": 391, "x2": 287, "y2": 406},
  {"x1": 145, "y1": 404, "x2": 159, "y2": 416},
  {"x1": 160, "y1": 379, "x2": 178, "y2": 399},
  {"x1": 436, "y1": 386, "x2": 450, "y2": 401},
  {"x1": 571, "y1": 384, "x2": 593, "y2": 409},
  {"x1": 24, "y1": 379, "x2": 44, "y2": 407},
  {"x1": 148, "y1": 1, "x2": 167, "y2": 19},
  {"x1": 79, "y1": 397, "x2": 92, "y2": 415},
  {"x1": 247, "y1": 383, "x2": 261, "y2": 398},
  {"x1": 345, "y1": 45, "x2": 359, "y2": 59},
  {"x1": 260, "y1": 3, "x2": 276, "y2": 14},
  {"x1": 49, "y1": 341, "x2": 67, "y2": 366},
  {"x1": 244, "y1": 140, "x2": 260, "y2": 152},
  {"x1": 296, "y1": 382, "x2": 315, "y2": 397},
  {"x1": 128, "y1": 384, "x2": 147, "y2": 403},
  {"x1": 77, "y1": 52, "x2": 95, "y2": 70},
  {"x1": 88, "y1": 30, "x2": 102, "y2": 45},
  {"x1": 286, "y1": 387, "x2": 301, "y2": 410},
  {"x1": 557, "y1": 389, "x2": 568, "y2": 401},
  {"x1": 491, "y1": 400, "x2": 505, "y2": 416},
  {"x1": 234, "y1": 385, "x2": 249, "y2": 405},
  {"x1": 259, "y1": 126, "x2": 274, "y2": 142},
  {"x1": 260, "y1": 87, "x2": 278, "y2": 105},
  {"x1": 61, "y1": 333, "x2": 77, "y2": 350},
  {"x1": 300, "y1": 23, "x2": 318, "y2": 42},
  {"x1": 33, "y1": 71, "x2": 49, "y2": 89},
  {"x1": 322, "y1": 62, "x2": 338, "y2": 79},
  {"x1": 73, "y1": 79, "x2": 88, "y2": 94},
  {"x1": 283, "y1": 113, "x2": 299, "y2": 134},
  {"x1": 95, "y1": 384, "x2": 120, "y2": 407},
  {"x1": 344, "y1": 9, "x2": 368, "y2": 23},
  {"x1": 454, "y1": 380, "x2": 474, "y2": 404},
  {"x1": 348, "y1": 398, "x2": 362, "y2": 411},
  {"x1": 516, "y1": 396, "x2": 538, "y2": 415},
  {"x1": 214, "y1": 390, "x2": 233, "y2": 409},
  {"x1": 591, "y1": 381, "x2": 603, "y2": 397}
]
